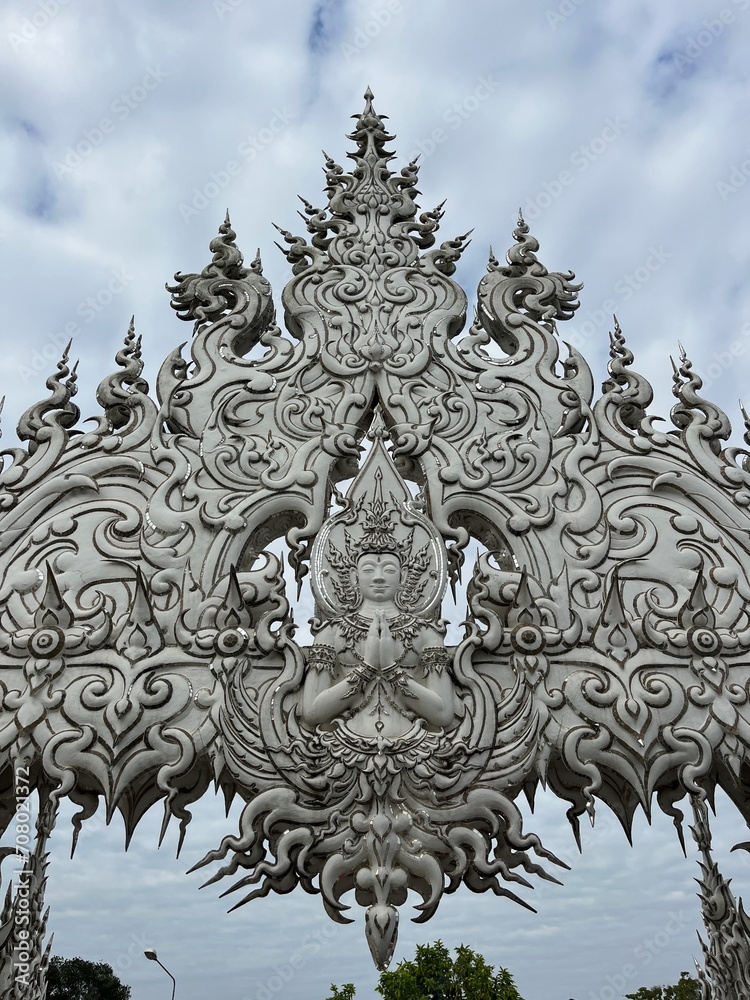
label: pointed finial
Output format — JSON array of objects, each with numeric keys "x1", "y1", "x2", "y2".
[
  {"x1": 17, "y1": 344, "x2": 81, "y2": 452},
  {"x1": 591, "y1": 566, "x2": 638, "y2": 664},
  {"x1": 507, "y1": 567, "x2": 542, "y2": 628},
  {"x1": 600, "y1": 314, "x2": 653, "y2": 425},
  {"x1": 35, "y1": 561, "x2": 74, "y2": 629},
  {"x1": 354, "y1": 85, "x2": 385, "y2": 127},
  {"x1": 116, "y1": 567, "x2": 164, "y2": 662},
  {"x1": 349, "y1": 85, "x2": 392, "y2": 160},
  {"x1": 215, "y1": 565, "x2": 250, "y2": 631},
  {"x1": 670, "y1": 344, "x2": 731, "y2": 448},
  {"x1": 367, "y1": 407, "x2": 387, "y2": 440},
  {"x1": 507, "y1": 213, "x2": 541, "y2": 268},
  {"x1": 679, "y1": 564, "x2": 716, "y2": 630}
]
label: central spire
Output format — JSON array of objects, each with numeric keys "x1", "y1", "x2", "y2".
[
  {"x1": 277, "y1": 89, "x2": 454, "y2": 278},
  {"x1": 348, "y1": 84, "x2": 394, "y2": 167}
]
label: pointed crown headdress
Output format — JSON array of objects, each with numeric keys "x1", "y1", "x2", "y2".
[
  {"x1": 348, "y1": 481, "x2": 410, "y2": 560},
  {"x1": 310, "y1": 437, "x2": 447, "y2": 618}
]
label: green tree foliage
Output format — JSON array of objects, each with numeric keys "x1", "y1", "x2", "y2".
[
  {"x1": 326, "y1": 986, "x2": 356, "y2": 1000},
  {"x1": 625, "y1": 970, "x2": 701, "y2": 1000},
  {"x1": 45, "y1": 956, "x2": 131, "y2": 1000},
  {"x1": 325, "y1": 940, "x2": 523, "y2": 1000}
]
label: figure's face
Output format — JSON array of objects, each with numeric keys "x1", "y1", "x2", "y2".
[{"x1": 355, "y1": 553, "x2": 401, "y2": 604}]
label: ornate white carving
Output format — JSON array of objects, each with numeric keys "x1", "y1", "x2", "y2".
[
  {"x1": 691, "y1": 797, "x2": 750, "y2": 999},
  {"x1": 1, "y1": 89, "x2": 749, "y2": 978},
  {"x1": 195, "y1": 429, "x2": 559, "y2": 968},
  {"x1": 0, "y1": 790, "x2": 54, "y2": 1000}
]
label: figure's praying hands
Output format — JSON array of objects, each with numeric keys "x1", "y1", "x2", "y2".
[
  {"x1": 302, "y1": 548, "x2": 460, "y2": 734},
  {"x1": 363, "y1": 611, "x2": 396, "y2": 672}
]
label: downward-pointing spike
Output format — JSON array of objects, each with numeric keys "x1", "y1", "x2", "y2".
[{"x1": 158, "y1": 808, "x2": 170, "y2": 849}]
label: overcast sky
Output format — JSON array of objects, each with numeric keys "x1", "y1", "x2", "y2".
[{"x1": 2, "y1": 1, "x2": 750, "y2": 999}]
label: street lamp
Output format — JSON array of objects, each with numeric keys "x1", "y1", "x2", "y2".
[{"x1": 144, "y1": 948, "x2": 176, "y2": 1000}]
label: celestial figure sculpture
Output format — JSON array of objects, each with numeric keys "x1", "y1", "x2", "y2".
[
  {"x1": 303, "y1": 546, "x2": 457, "y2": 738},
  {"x1": 197, "y1": 430, "x2": 559, "y2": 969},
  {"x1": 302, "y1": 430, "x2": 457, "y2": 740},
  {"x1": 1, "y1": 89, "x2": 750, "y2": 988}
]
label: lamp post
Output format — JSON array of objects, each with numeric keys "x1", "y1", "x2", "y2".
[{"x1": 144, "y1": 948, "x2": 176, "y2": 1000}]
